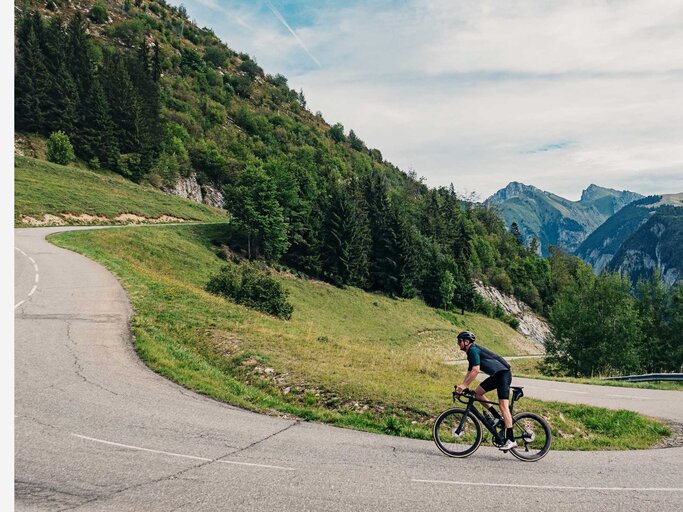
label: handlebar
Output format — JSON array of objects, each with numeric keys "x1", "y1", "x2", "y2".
[{"x1": 452, "y1": 388, "x2": 475, "y2": 402}]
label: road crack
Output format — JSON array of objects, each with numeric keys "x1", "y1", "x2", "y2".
[
  {"x1": 63, "y1": 320, "x2": 120, "y2": 397},
  {"x1": 224, "y1": 420, "x2": 300, "y2": 458}
]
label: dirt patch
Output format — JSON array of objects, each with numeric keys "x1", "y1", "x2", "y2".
[
  {"x1": 153, "y1": 215, "x2": 188, "y2": 223},
  {"x1": 62, "y1": 213, "x2": 110, "y2": 224},
  {"x1": 21, "y1": 214, "x2": 66, "y2": 226},
  {"x1": 19, "y1": 212, "x2": 190, "y2": 226},
  {"x1": 113, "y1": 213, "x2": 187, "y2": 223}
]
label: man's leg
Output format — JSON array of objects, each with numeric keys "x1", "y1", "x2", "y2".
[
  {"x1": 474, "y1": 385, "x2": 491, "y2": 409},
  {"x1": 498, "y1": 398, "x2": 512, "y2": 428}
]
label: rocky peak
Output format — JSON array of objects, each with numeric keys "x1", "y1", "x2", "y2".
[
  {"x1": 580, "y1": 184, "x2": 642, "y2": 206},
  {"x1": 487, "y1": 182, "x2": 538, "y2": 204},
  {"x1": 580, "y1": 184, "x2": 607, "y2": 202}
]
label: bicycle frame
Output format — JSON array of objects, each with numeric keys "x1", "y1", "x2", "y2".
[{"x1": 452, "y1": 388, "x2": 523, "y2": 442}]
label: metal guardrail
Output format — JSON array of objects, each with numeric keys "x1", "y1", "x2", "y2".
[{"x1": 605, "y1": 373, "x2": 683, "y2": 382}]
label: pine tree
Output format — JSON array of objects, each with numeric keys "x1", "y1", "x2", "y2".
[
  {"x1": 127, "y1": 42, "x2": 162, "y2": 174},
  {"x1": 321, "y1": 181, "x2": 371, "y2": 287},
  {"x1": 226, "y1": 166, "x2": 289, "y2": 261},
  {"x1": 84, "y1": 77, "x2": 119, "y2": 168},
  {"x1": 42, "y1": 17, "x2": 78, "y2": 136},
  {"x1": 364, "y1": 174, "x2": 419, "y2": 297},
  {"x1": 510, "y1": 222, "x2": 523, "y2": 245},
  {"x1": 102, "y1": 50, "x2": 143, "y2": 154},
  {"x1": 151, "y1": 40, "x2": 161, "y2": 82},
  {"x1": 15, "y1": 12, "x2": 49, "y2": 133}
]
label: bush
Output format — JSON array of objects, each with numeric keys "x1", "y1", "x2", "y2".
[
  {"x1": 107, "y1": 19, "x2": 147, "y2": 45},
  {"x1": 207, "y1": 263, "x2": 293, "y2": 319},
  {"x1": 489, "y1": 269, "x2": 513, "y2": 294},
  {"x1": 204, "y1": 46, "x2": 231, "y2": 68},
  {"x1": 46, "y1": 131, "x2": 75, "y2": 165},
  {"x1": 89, "y1": 1, "x2": 108, "y2": 24}
]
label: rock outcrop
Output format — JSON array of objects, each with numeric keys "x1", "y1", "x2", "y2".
[
  {"x1": 164, "y1": 173, "x2": 225, "y2": 209},
  {"x1": 473, "y1": 280, "x2": 550, "y2": 348}
]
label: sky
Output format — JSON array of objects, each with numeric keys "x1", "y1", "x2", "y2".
[{"x1": 170, "y1": 0, "x2": 683, "y2": 201}]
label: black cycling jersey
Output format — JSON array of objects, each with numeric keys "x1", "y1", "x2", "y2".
[{"x1": 466, "y1": 344, "x2": 511, "y2": 376}]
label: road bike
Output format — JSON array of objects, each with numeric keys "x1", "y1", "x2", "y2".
[{"x1": 432, "y1": 386, "x2": 552, "y2": 461}]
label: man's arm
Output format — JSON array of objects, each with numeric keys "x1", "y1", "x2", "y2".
[{"x1": 456, "y1": 365, "x2": 480, "y2": 392}]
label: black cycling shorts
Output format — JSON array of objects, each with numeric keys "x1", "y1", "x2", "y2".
[{"x1": 480, "y1": 369, "x2": 512, "y2": 400}]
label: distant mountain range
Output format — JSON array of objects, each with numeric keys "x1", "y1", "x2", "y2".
[
  {"x1": 577, "y1": 194, "x2": 683, "y2": 286},
  {"x1": 486, "y1": 182, "x2": 683, "y2": 286},
  {"x1": 485, "y1": 182, "x2": 642, "y2": 256}
]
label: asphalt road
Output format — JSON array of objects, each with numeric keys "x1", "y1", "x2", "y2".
[{"x1": 15, "y1": 227, "x2": 683, "y2": 511}]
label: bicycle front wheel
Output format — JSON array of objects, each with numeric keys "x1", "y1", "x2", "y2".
[
  {"x1": 509, "y1": 412, "x2": 552, "y2": 462},
  {"x1": 433, "y1": 408, "x2": 482, "y2": 457}
]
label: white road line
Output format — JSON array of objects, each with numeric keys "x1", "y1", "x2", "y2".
[
  {"x1": 550, "y1": 388, "x2": 588, "y2": 394},
  {"x1": 411, "y1": 479, "x2": 683, "y2": 492},
  {"x1": 607, "y1": 394, "x2": 654, "y2": 400},
  {"x1": 216, "y1": 459, "x2": 295, "y2": 471},
  {"x1": 15, "y1": 246, "x2": 40, "y2": 308},
  {"x1": 72, "y1": 434, "x2": 295, "y2": 471}
]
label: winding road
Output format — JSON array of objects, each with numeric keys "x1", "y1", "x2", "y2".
[{"x1": 15, "y1": 227, "x2": 683, "y2": 511}]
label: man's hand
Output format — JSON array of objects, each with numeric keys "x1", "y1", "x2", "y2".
[{"x1": 455, "y1": 384, "x2": 466, "y2": 394}]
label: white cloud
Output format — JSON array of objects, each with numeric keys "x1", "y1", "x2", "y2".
[{"x1": 174, "y1": 0, "x2": 683, "y2": 199}]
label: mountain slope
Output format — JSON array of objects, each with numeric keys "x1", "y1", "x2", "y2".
[
  {"x1": 574, "y1": 196, "x2": 659, "y2": 273},
  {"x1": 607, "y1": 196, "x2": 683, "y2": 285},
  {"x1": 485, "y1": 182, "x2": 642, "y2": 255}
]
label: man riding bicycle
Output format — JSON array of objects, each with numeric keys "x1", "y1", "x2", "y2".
[{"x1": 454, "y1": 331, "x2": 517, "y2": 450}]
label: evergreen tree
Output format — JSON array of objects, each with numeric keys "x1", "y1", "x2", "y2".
[
  {"x1": 529, "y1": 237, "x2": 540, "y2": 255},
  {"x1": 151, "y1": 40, "x2": 161, "y2": 82},
  {"x1": 102, "y1": 51, "x2": 143, "y2": 155},
  {"x1": 83, "y1": 77, "x2": 119, "y2": 168},
  {"x1": 321, "y1": 180, "x2": 371, "y2": 287},
  {"x1": 128, "y1": 42, "x2": 162, "y2": 173},
  {"x1": 15, "y1": 12, "x2": 49, "y2": 133},
  {"x1": 510, "y1": 222, "x2": 523, "y2": 245},
  {"x1": 42, "y1": 17, "x2": 78, "y2": 136},
  {"x1": 225, "y1": 166, "x2": 289, "y2": 261}
]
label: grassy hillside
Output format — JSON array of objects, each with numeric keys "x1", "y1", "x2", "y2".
[
  {"x1": 49, "y1": 225, "x2": 671, "y2": 450},
  {"x1": 15, "y1": 156, "x2": 228, "y2": 226}
]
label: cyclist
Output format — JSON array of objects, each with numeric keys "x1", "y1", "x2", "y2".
[{"x1": 454, "y1": 331, "x2": 517, "y2": 450}]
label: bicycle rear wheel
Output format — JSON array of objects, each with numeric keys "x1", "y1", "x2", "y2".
[
  {"x1": 509, "y1": 412, "x2": 552, "y2": 461},
  {"x1": 433, "y1": 408, "x2": 482, "y2": 457}
]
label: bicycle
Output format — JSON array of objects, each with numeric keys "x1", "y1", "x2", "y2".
[{"x1": 432, "y1": 386, "x2": 552, "y2": 461}]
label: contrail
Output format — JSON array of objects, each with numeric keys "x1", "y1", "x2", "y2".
[{"x1": 265, "y1": 0, "x2": 321, "y2": 67}]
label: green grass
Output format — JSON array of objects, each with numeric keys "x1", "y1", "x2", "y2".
[
  {"x1": 510, "y1": 358, "x2": 683, "y2": 391},
  {"x1": 15, "y1": 156, "x2": 229, "y2": 226},
  {"x1": 49, "y1": 224, "x2": 673, "y2": 450}
]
